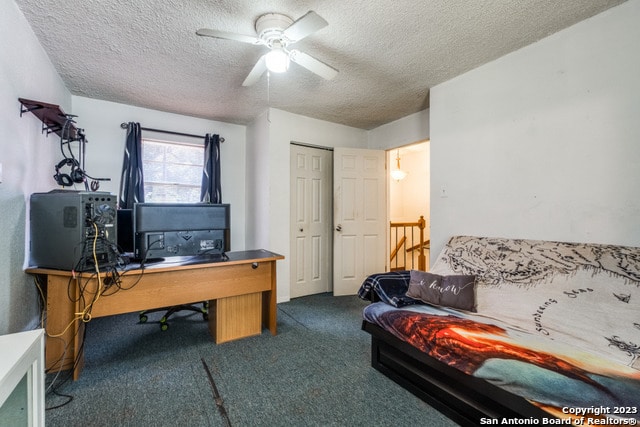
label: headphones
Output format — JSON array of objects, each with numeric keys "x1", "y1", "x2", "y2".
[{"x1": 54, "y1": 158, "x2": 85, "y2": 187}]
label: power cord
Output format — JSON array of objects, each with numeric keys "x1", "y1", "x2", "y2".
[{"x1": 38, "y1": 221, "x2": 165, "y2": 411}]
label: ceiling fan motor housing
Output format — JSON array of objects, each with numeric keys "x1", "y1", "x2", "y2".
[{"x1": 255, "y1": 13, "x2": 294, "y2": 47}]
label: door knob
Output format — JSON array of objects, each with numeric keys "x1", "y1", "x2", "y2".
[{"x1": 335, "y1": 224, "x2": 342, "y2": 232}]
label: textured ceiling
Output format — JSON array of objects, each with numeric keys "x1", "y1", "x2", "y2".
[{"x1": 15, "y1": 0, "x2": 625, "y2": 130}]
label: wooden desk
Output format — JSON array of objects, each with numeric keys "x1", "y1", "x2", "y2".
[{"x1": 26, "y1": 250, "x2": 283, "y2": 380}]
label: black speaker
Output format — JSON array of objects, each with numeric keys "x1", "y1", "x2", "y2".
[
  {"x1": 116, "y1": 209, "x2": 133, "y2": 253},
  {"x1": 29, "y1": 190, "x2": 118, "y2": 270}
]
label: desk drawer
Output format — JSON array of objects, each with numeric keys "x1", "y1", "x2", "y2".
[{"x1": 196, "y1": 261, "x2": 272, "y2": 297}]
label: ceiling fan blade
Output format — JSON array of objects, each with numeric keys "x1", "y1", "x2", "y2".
[
  {"x1": 282, "y1": 11, "x2": 328, "y2": 42},
  {"x1": 196, "y1": 28, "x2": 262, "y2": 45},
  {"x1": 289, "y1": 50, "x2": 338, "y2": 80},
  {"x1": 242, "y1": 56, "x2": 267, "y2": 86}
]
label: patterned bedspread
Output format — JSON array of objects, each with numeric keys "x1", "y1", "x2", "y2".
[{"x1": 361, "y1": 236, "x2": 640, "y2": 421}]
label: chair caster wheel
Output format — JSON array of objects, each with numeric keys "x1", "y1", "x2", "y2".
[
  {"x1": 160, "y1": 323, "x2": 169, "y2": 331},
  {"x1": 139, "y1": 314, "x2": 148, "y2": 323}
]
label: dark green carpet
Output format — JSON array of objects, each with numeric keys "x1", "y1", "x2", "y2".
[{"x1": 45, "y1": 293, "x2": 457, "y2": 426}]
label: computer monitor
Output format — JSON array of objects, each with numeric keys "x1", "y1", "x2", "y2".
[{"x1": 118, "y1": 203, "x2": 230, "y2": 260}]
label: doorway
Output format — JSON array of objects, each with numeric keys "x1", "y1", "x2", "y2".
[{"x1": 387, "y1": 140, "x2": 431, "y2": 271}]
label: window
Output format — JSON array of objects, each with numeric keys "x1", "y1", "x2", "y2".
[{"x1": 142, "y1": 138, "x2": 203, "y2": 203}]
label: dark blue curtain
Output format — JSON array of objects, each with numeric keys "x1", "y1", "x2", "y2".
[
  {"x1": 119, "y1": 122, "x2": 145, "y2": 208},
  {"x1": 201, "y1": 133, "x2": 221, "y2": 203}
]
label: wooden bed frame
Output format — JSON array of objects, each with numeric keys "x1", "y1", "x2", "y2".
[{"x1": 362, "y1": 320, "x2": 553, "y2": 426}]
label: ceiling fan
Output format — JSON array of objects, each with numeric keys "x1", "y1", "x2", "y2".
[{"x1": 196, "y1": 11, "x2": 338, "y2": 86}]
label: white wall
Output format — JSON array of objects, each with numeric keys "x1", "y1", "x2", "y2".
[
  {"x1": 367, "y1": 109, "x2": 430, "y2": 150},
  {"x1": 0, "y1": 0, "x2": 71, "y2": 334},
  {"x1": 71, "y1": 96, "x2": 248, "y2": 251},
  {"x1": 247, "y1": 108, "x2": 368, "y2": 302},
  {"x1": 430, "y1": 0, "x2": 640, "y2": 260},
  {"x1": 245, "y1": 110, "x2": 270, "y2": 250}
]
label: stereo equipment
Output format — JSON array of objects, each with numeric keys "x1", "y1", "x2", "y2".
[{"x1": 29, "y1": 190, "x2": 118, "y2": 270}]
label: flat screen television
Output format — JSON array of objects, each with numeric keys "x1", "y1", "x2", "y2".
[{"x1": 117, "y1": 203, "x2": 230, "y2": 261}]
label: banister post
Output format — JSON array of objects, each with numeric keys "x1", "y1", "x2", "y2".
[{"x1": 418, "y1": 216, "x2": 426, "y2": 271}]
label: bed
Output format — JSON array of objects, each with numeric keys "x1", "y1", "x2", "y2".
[{"x1": 359, "y1": 236, "x2": 640, "y2": 426}]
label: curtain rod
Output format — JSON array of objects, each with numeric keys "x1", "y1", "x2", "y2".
[{"x1": 119, "y1": 123, "x2": 225, "y2": 143}]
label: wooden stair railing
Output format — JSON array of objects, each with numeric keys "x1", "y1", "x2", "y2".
[
  {"x1": 389, "y1": 216, "x2": 427, "y2": 271},
  {"x1": 390, "y1": 236, "x2": 406, "y2": 264},
  {"x1": 406, "y1": 240, "x2": 430, "y2": 252}
]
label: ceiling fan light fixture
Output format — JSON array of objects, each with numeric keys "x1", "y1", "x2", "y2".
[
  {"x1": 265, "y1": 48, "x2": 290, "y2": 73},
  {"x1": 196, "y1": 11, "x2": 337, "y2": 85}
]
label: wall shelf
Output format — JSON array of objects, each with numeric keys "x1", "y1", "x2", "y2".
[{"x1": 18, "y1": 97, "x2": 80, "y2": 140}]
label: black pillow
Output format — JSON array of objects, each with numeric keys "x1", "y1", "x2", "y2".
[{"x1": 406, "y1": 270, "x2": 477, "y2": 312}]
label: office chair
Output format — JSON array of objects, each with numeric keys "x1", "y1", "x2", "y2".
[{"x1": 138, "y1": 302, "x2": 209, "y2": 331}]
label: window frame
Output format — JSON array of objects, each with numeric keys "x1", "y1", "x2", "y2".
[{"x1": 141, "y1": 137, "x2": 204, "y2": 203}]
